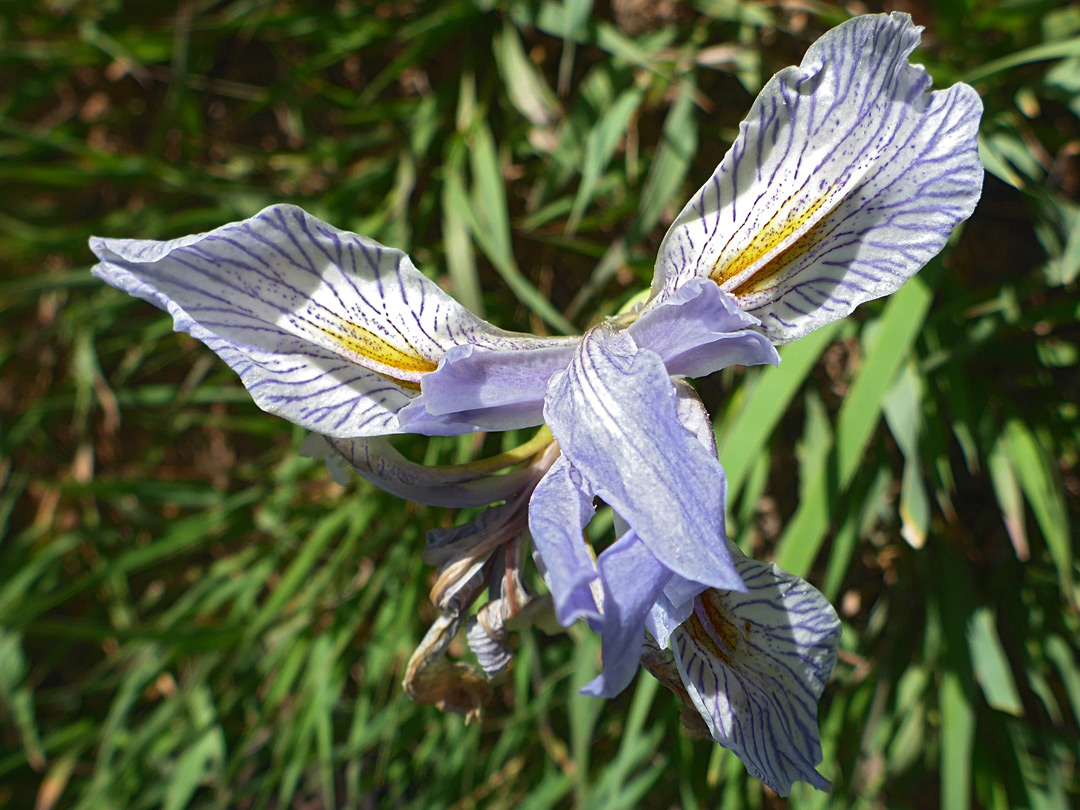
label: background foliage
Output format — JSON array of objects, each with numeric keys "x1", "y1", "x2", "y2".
[{"x1": 1, "y1": 0, "x2": 1078, "y2": 808}]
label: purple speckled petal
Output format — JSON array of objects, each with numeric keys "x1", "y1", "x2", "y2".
[
  {"x1": 670, "y1": 548, "x2": 841, "y2": 795},
  {"x1": 300, "y1": 433, "x2": 539, "y2": 508},
  {"x1": 90, "y1": 204, "x2": 570, "y2": 437},
  {"x1": 581, "y1": 531, "x2": 669, "y2": 698},
  {"x1": 651, "y1": 12, "x2": 983, "y2": 344},
  {"x1": 528, "y1": 456, "x2": 601, "y2": 627},
  {"x1": 627, "y1": 278, "x2": 778, "y2": 376},
  {"x1": 544, "y1": 327, "x2": 742, "y2": 592}
]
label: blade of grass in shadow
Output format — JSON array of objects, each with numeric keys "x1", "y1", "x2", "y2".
[
  {"x1": 1002, "y1": 418, "x2": 1075, "y2": 599},
  {"x1": 962, "y1": 36, "x2": 1080, "y2": 83},
  {"x1": 569, "y1": 628, "x2": 601, "y2": 807},
  {"x1": 968, "y1": 608, "x2": 1024, "y2": 717},
  {"x1": 883, "y1": 363, "x2": 931, "y2": 548},
  {"x1": 777, "y1": 275, "x2": 934, "y2": 576},
  {"x1": 566, "y1": 87, "x2": 644, "y2": 234},
  {"x1": 454, "y1": 121, "x2": 576, "y2": 334},
  {"x1": 934, "y1": 547, "x2": 978, "y2": 810},
  {"x1": 442, "y1": 158, "x2": 485, "y2": 316},
  {"x1": 588, "y1": 674, "x2": 665, "y2": 810},
  {"x1": 493, "y1": 21, "x2": 560, "y2": 128},
  {"x1": 566, "y1": 79, "x2": 697, "y2": 320},
  {"x1": 717, "y1": 321, "x2": 841, "y2": 505}
]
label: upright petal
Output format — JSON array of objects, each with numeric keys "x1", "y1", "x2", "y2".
[
  {"x1": 670, "y1": 549, "x2": 841, "y2": 795},
  {"x1": 543, "y1": 326, "x2": 742, "y2": 592},
  {"x1": 528, "y1": 456, "x2": 601, "y2": 626},
  {"x1": 651, "y1": 12, "x2": 983, "y2": 343},
  {"x1": 91, "y1": 205, "x2": 571, "y2": 437}
]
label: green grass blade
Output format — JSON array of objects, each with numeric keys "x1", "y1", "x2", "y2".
[
  {"x1": 777, "y1": 276, "x2": 934, "y2": 576},
  {"x1": 718, "y1": 322, "x2": 840, "y2": 504}
]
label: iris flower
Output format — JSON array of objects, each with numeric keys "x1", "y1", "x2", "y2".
[{"x1": 90, "y1": 13, "x2": 982, "y2": 794}]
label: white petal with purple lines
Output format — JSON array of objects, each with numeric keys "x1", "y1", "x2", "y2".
[
  {"x1": 670, "y1": 547, "x2": 841, "y2": 795},
  {"x1": 651, "y1": 12, "x2": 983, "y2": 343},
  {"x1": 91, "y1": 205, "x2": 571, "y2": 437}
]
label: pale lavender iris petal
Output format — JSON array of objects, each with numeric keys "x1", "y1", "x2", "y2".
[
  {"x1": 544, "y1": 327, "x2": 742, "y2": 592},
  {"x1": 90, "y1": 204, "x2": 570, "y2": 437},
  {"x1": 528, "y1": 456, "x2": 600, "y2": 626},
  {"x1": 651, "y1": 12, "x2": 983, "y2": 344},
  {"x1": 661, "y1": 573, "x2": 708, "y2": 612},
  {"x1": 608, "y1": 512, "x2": 699, "y2": 644},
  {"x1": 300, "y1": 434, "x2": 537, "y2": 508},
  {"x1": 642, "y1": 385, "x2": 715, "y2": 644},
  {"x1": 670, "y1": 548, "x2": 841, "y2": 795},
  {"x1": 646, "y1": 594, "x2": 693, "y2": 649},
  {"x1": 627, "y1": 278, "x2": 778, "y2": 376},
  {"x1": 411, "y1": 342, "x2": 579, "y2": 431},
  {"x1": 581, "y1": 531, "x2": 669, "y2": 698}
]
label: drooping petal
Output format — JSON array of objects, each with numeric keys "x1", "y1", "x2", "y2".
[
  {"x1": 543, "y1": 326, "x2": 742, "y2": 592},
  {"x1": 581, "y1": 531, "x2": 670, "y2": 698},
  {"x1": 527, "y1": 456, "x2": 601, "y2": 626},
  {"x1": 670, "y1": 549, "x2": 841, "y2": 795},
  {"x1": 300, "y1": 433, "x2": 543, "y2": 508},
  {"x1": 651, "y1": 12, "x2": 983, "y2": 344},
  {"x1": 91, "y1": 205, "x2": 571, "y2": 437},
  {"x1": 627, "y1": 278, "x2": 778, "y2": 377}
]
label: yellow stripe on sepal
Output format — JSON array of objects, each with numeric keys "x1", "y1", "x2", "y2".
[
  {"x1": 312, "y1": 314, "x2": 438, "y2": 387},
  {"x1": 711, "y1": 189, "x2": 839, "y2": 295}
]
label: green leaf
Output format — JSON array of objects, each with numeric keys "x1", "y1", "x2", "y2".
[
  {"x1": 452, "y1": 121, "x2": 577, "y2": 334},
  {"x1": 969, "y1": 608, "x2": 1024, "y2": 717},
  {"x1": 717, "y1": 321, "x2": 840, "y2": 503},
  {"x1": 883, "y1": 363, "x2": 930, "y2": 548},
  {"x1": 1002, "y1": 418, "x2": 1074, "y2": 598},
  {"x1": 940, "y1": 669, "x2": 976, "y2": 810},
  {"x1": 635, "y1": 80, "x2": 697, "y2": 237},
  {"x1": 962, "y1": 36, "x2": 1080, "y2": 83},
  {"x1": 566, "y1": 87, "x2": 644, "y2": 233},
  {"x1": 494, "y1": 21, "x2": 561, "y2": 127},
  {"x1": 777, "y1": 276, "x2": 934, "y2": 576}
]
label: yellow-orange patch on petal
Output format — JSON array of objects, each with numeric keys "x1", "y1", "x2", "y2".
[
  {"x1": 711, "y1": 189, "x2": 839, "y2": 294},
  {"x1": 682, "y1": 590, "x2": 745, "y2": 665},
  {"x1": 731, "y1": 208, "x2": 839, "y2": 297},
  {"x1": 312, "y1": 315, "x2": 438, "y2": 386}
]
